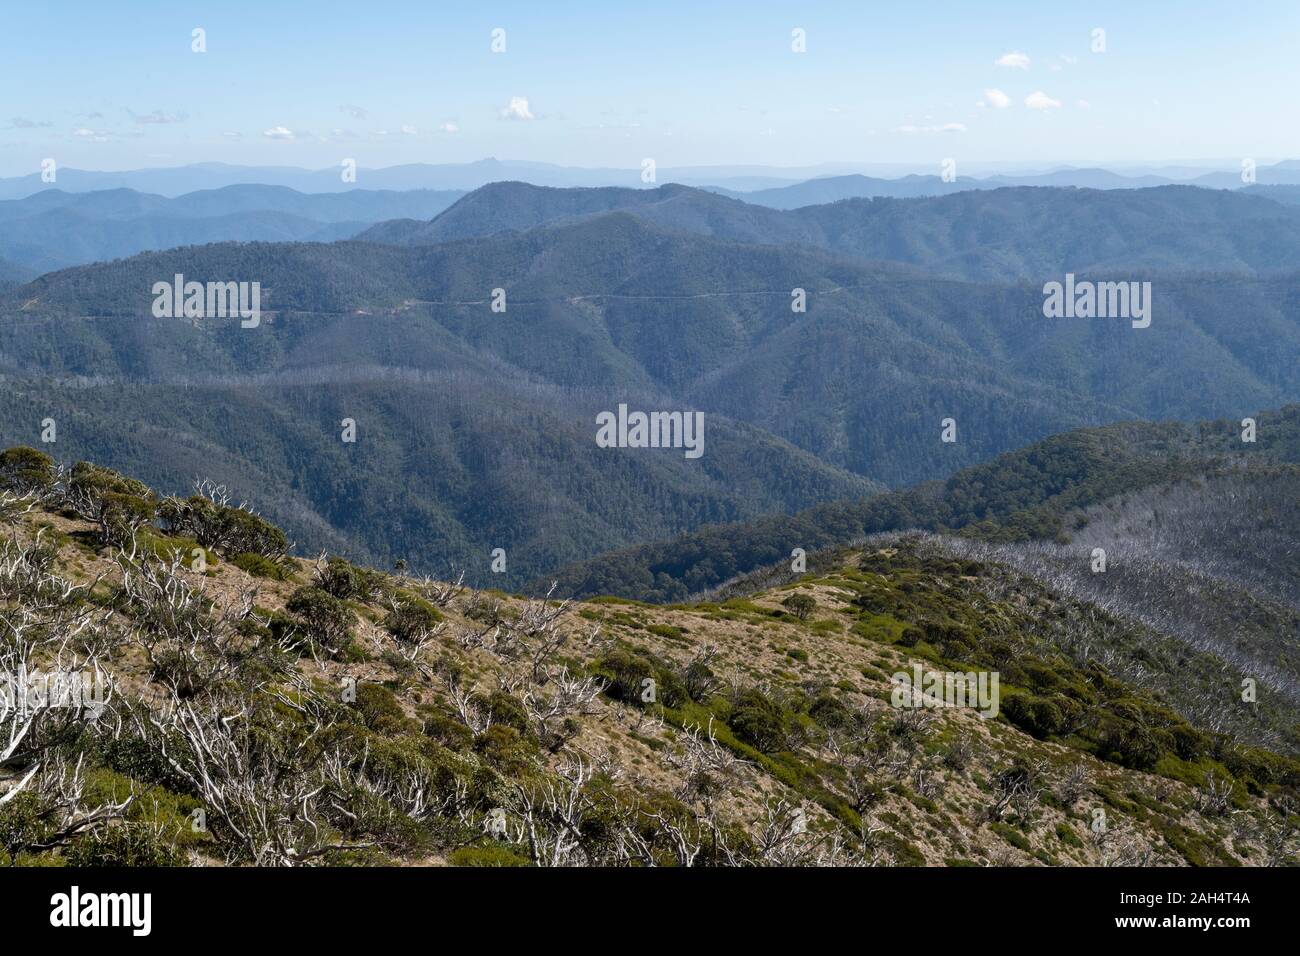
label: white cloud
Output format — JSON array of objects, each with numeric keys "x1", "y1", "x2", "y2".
[
  {"x1": 401, "y1": 124, "x2": 417, "y2": 135},
  {"x1": 72, "y1": 127, "x2": 109, "y2": 142},
  {"x1": 1077, "y1": 99, "x2": 1092, "y2": 109},
  {"x1": 262, "y1": 126, "x2": 295, "y2": 140},
  {"x1": 12, "y1": 117, "x2": 52, "y2": 129},
  {"x1": 131, "y1": 109, "x2": 186, "y2": 125},
  {"x1": 995, "y1": 51, "x2": 1031, "y2": 69},
  {"x1": 340, "y1": 105, "x2": 368, "y2": 120},
  {"x1": 500, "y1": 96, "x2": 535, "y2": 121},
  {"x1": 984, "y1": 88, "x2": 1011, "y2": 109},
  {"x1": 439, "y1": 121, "x2": 459, "y2": 134},
  {"x1": 1024, "y1": 90, "x2": 1062, "y2": 110},
  {"x1": 899, "y1": 122, "x2": 966, "y2": 134}
]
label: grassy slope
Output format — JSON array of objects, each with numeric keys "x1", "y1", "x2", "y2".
[{"x1": 4, "y1": 469, "x2": 1297, "y2": 867}]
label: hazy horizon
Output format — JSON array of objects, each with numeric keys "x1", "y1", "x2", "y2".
[{"x1": 3, "y1": 155, "x2": 1293, "y2": 178}]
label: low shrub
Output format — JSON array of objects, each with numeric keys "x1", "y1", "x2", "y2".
[{"x1": 285, "y1": 586, "x2": 353, "y2": 653}]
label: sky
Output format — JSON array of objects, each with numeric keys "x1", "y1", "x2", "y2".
[{"x1": 1, "y1": 0, "x2": 1296, "y2": 176}]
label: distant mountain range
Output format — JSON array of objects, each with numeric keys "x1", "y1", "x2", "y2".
[
  {"x1": 0, "y1": 184, "x2": 464, "y2": 273},
  {"x1": 14, "y1": 177, "x2": 1300, "y2": 280},
  {"x1": 1247, "y1": 184, "x2": 1300, "y2": 205},
  {"x1": 3, "y1": 157, "x2": 1299, "y2": 201},
  {"x1": 5, "y1": 158, "x2": 1299, "y2": 276},
  {"x1": 0, "y1": 256, "x2": 32, "y2": 285},
  {"x1": 709, "y1": 163, "x2": 1300, "y2": 208},
  {"x1": 358, "y1": 180, "x2": 1300, "y2": 281},
  {"x1": 704, "y1": 168, "x2": 1178, "y2": 208},
  {"x1": 0, "y1": 160, "x2": 823, "y2": 199}
]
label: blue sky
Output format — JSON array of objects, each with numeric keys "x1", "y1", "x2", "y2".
[{"x1": 1, "y1": 0, "x2": 1295, "y2": 175}]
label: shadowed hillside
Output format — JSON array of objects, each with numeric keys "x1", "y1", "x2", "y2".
[{"x1": 540, "y1": 406, "x2": 1300, "y2": 602}]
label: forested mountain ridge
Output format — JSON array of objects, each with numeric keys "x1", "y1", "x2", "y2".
[
  {"x1": 358, "y1": 180, "x2": 1300, "y2": 281},
  {"x1": 7, "y1": 212, "x2": 1298, "y2": 451},
  {"x1": 0, "y1": 373, "x2": 876, "y2": 589},
  {"x1": 537, "y1": 405, "x2": 1300, "y2": 602},
  {"x1": 2, "y1": 206, "x2": 1298, "y2": 585}
]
